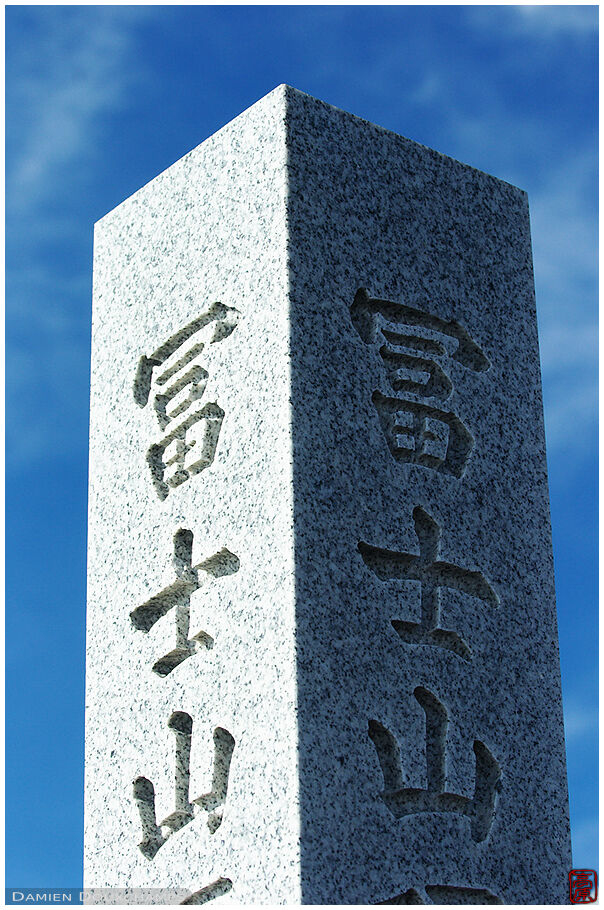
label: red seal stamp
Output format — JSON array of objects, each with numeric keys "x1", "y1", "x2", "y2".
[{"x1": 569, "y1": 870, "x2": 598, "y2": 904}]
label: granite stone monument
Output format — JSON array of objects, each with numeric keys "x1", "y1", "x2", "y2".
[{"x1": 84, "y1": 85, "x2": 571, "y2": 904}]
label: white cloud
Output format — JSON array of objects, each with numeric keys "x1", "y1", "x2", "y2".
[
  {"x1": 468, "y1": 5, "x2": 598, "y2": 40},
  {"x1": 563, "y1": 702, "x2": 598, "y2": 741},
  {"x1": 528, "y1": 151, "x2": 598, "y2": 458},
  {"x1": 407, "y1": 73, "x2": 442, "y2": 107},
  {"x1": 539, "y1": 323, "x2": 598, "y2": 373},
  {"x1": 513, "y1": 5, "x2": 598, "y2": 37},
  {"x1": 530, "y1": 151, "x2": 597, "y2": 291},
  {"x1": 542, "y1": 384, "x2": 597, "y2": 460},
  {"x1": 6, "y1": 8, "x2": 156, "y2": 468},
  {"x1": 8, "y1": 7, "x2": 154, "y2": 214},
  {"x1": 571, "y1": 818, "x2": 599, "y2": 868}
]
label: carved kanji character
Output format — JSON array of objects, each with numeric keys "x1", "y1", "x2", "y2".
[
  {"x1": 351, "y1": 289, "x2": 489, "y2": 477},
  {"x1": 359, "y1": 506, "x2": 498, "y2": 661},
  {"x1": 369, "y1": 687, "x2": 501, "y2": 844},
  {"x1": 130, "y1": 529, "x2": 239, "y2": 676},
  {"x1": 134, "y1": 302, "x2": 240, "y2": 500},
  {"x1": 134, "y1": 712, "x2": 235, "y2": 860}
]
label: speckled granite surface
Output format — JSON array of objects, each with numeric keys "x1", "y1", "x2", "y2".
[{"x1": 85, "y1": 85, "x2": 571, "y2": 904}]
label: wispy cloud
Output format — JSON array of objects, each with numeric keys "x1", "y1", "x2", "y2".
[
  {"x1": 513, "y1": 5, "x2": 598, "y2": 38},
  {"x1": 7, "y1": 8, "x2": 156, "y2": 469},
  {"x1": 530, "y1": 150, "x2": 597, "y2": 291},
  {"x1": 564, "y1": 701, "x2": 598, "y2": 742},
  {"x1": 529, "y1": 151, "x2": 598, "y2": 459},
  {"x1": 469, "y1": 5, "x2": 598, "y2": 40},
  {"x1": 7, "y1": 7, "x2": 153, "y2": 214},
  {"x1": 571, "y1": 818, "x2": 599, "y2": 869}
]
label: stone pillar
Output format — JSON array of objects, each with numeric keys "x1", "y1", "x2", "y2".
[{"x1": 85, "y1": 85, "x2": 571, "y2": 904}]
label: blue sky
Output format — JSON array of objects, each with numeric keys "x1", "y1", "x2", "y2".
[{"x1": 6, "y1": 5, "x2": 597, "y2": 887}]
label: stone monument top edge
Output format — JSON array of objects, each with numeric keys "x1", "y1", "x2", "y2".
[
  {"x1": 282, "y1": 84, "x2": 528, "y2": 200},
  {"x1": 95, "y1": 82, "x2": 527, "y2": 230},
  {"x1": 94, "y1": 83, "x2": 291, "y2": 228}
]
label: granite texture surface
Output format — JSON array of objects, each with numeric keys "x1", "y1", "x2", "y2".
[{"x1": 85, "y1": 85, "x2": 571, "y2": 904}]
